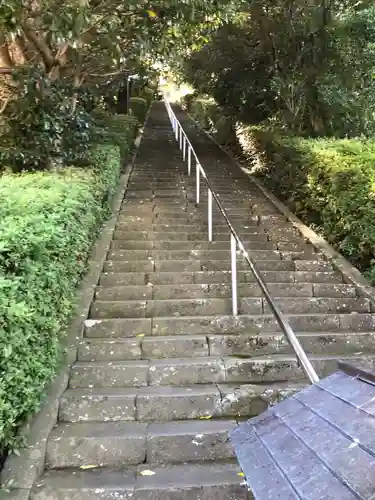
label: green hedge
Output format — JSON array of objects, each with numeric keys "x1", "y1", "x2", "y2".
[
  {"x1": 238, "y1": 125, "x2": 375, "y2": 280},
  {"x1": 129, "y1": 97, "x2": 148, "y2": 125},
  {"x1": 0, "y1": 116, "x2": 137, "y2": 453}
]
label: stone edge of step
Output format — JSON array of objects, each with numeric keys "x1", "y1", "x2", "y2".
[
  {"x1": 31, "y1": 462, "x2": 248, "y2": 499},
  {"x1": 0, "y1": 124, "x2": 147, "y2": 497}
]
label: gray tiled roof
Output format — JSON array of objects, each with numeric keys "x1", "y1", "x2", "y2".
[{"x1": 230, "y1": 363, "x2": 375, "y2": 499}]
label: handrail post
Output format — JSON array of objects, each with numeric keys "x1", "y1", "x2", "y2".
[
  {"x1": 208, "y1": 189, "x2": 213, "y2": 242},
  {"x1": 179, "y1": 128, "x2": 183, "y2": 150},
  {"x1": 231, "y1": 234, "x2": 238, "y2": 316},
  {"x1": 196, "y1": 163, "x2": 200, "y2": 205},
  {"x1": 183, "y1": 136, "x2": 186, "y2": 161},
  {"x1": 175, "y1": 122, "x2": 179, "y2": 141},
  {"x1": 188, "y1": 146, "x2": 192, "y2": 175}
]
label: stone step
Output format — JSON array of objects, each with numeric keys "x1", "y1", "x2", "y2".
[
  {"x1": 95, "y1": 283, "x2": 356, "y2": 301},
  {"x1": 70, "y1": 360, "x2": 149, "y2": 388},
  {"x1": 46, "y1": 421, "x2": 147, "y2": 468},
  {"x1": 112, "y1": 229, "x2": 266, "y2": 241},
  {"x1": 90, "y1": 297, "x2": 369, "y2": 319},
  {"x1": 45, "y1": 420, "x2": 236, "y2": 469},
  {"x1": 82, "y1": 314, "x2": 375, "y2": 340},
  {"x1": 69, "y1": 354, "x2": 375, "y2": 389},
  {"x1": 110, "y1": 239, "x2": 275, "y2": 250},
  {"x1": 107, "y1": 249, "x2": 288, "y2": 261},
  {"x1": 59, "y1": 382, "x2": 302, "y2": 423},
  {"x1": 78, "y1": 330, "x2": 375, "y2": 362},
  {"x1": 78, "y1": 337, "x2": 144, "y2": 361},
  {"x1": 208, "y1": 331, "x2": 375, "y2": 357},
  {"x1": 103, "y1": 258, "x2": 328, "y2": 273},
  {"x1": 99, "y1": 270, "x2": 344, "y2": 287},
  {"x1": 32, "y1": 462, "x2": 248, "y2": 500},
  {"x1": 146, "y1": 420, "x2": 236, "y2": 464},
  {"x1": 117, "y1": 215, "x2": 260, "y2": 226},
  {"x1": 150, "y1": 313, "x2": 375, "y2": 336}
]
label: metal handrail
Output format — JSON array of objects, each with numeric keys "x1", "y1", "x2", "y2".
[{"x1": 164, "y1": 99, "x2": 319, "y2": 384}]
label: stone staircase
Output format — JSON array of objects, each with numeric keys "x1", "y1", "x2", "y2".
[{"x1": 32, "y1": 102, "x2": 375, "y2": 499}]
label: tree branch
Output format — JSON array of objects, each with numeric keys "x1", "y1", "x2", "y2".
[{"x1": 22, "y1": 19, "x2": 54, "y2": 70}]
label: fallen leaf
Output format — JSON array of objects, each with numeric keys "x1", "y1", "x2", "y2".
[
  {"x1": 147, "y1": 9, "x2": 157, "y2": 18},
  {"x1": 237, "y1": 472, "x2": 245, "y2": 477},
  {"x1": 136, "y1": 333, "x2": 145, "y2": 338},
  {"x1": 140, "y1": 470, "x2": 156, "y2": 476},
  {"x1": 80, "y1": 464, "x2": 98, "y2": 470},
  {"x1": 199, "y1": 415, "x2": 212, "y2": 420}
]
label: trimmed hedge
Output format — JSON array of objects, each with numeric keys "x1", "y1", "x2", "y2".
[
  {"x1": 129, "y1": 97, "x2": 149, "y2": 125},
  {"x1": 0, "y1": 115, "x2": 138, "y2": 453},
  {"x1": 238, "y1": 125, "x2": 375, "y2": 281}
]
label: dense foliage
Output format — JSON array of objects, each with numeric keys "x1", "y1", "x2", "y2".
[
  {"x1": 0, "y1": 114, "x2": 138, "y2": 455},
  {"x1": 0, "y1": 0, "x2": 238, "y2": 171},
  {"x1": 182, "y1": 1, "x2": 375, "y2": 137}
]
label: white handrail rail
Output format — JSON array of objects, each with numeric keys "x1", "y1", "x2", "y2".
[{"x1": 164, "y1": 99, "x2": 319, "y2": 385}]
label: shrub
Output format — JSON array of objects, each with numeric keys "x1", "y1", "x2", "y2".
[
  {"x1": 0, "y1": 117, "x2": 138, "y2": 454},
  {"x1": 0, "y1": 67, "x2": 95, "y2": 172},
  {"x1": 91, "y1": 111, "x2": 138, "y2": 163},
  {"x1": 129, "y1": 97, "x2": 148, "y2": 124},
  {"x1": 238, "y1": 124, "x2": 375, "y2": 280},
  {"x1": 186, "y1": 97, "x2": 237, "y2": 145}
]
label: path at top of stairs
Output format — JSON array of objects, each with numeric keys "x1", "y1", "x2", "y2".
[{"x1": 32, "y1": 102, "x2": 375, "y2": 500}]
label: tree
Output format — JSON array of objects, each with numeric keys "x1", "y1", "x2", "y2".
[
  {"x1": 0, "y1": 0, "x2": 238, "y2": 170},
  {"x1": 182, "y1": 0, "x2": 375, "y2": 137}
]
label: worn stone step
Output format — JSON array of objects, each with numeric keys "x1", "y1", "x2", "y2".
[
  {"x1": 78, "y1": 338, "x2": 142, "y2": 361},
  {"x1": 103, "y1": 259, "x2": 298, "y2": 273},
  {"x1": 95, "y1": 285, "x2": 152, "y2": 301},
  {"x1": 70, "y1": 360, "x2": 149, "y2": 388},
  {"x1": 113, "y1": 230, "x2": 269, "y2": 243},
  {"x1": 103, "y1": 260, "x2": 155, "y2": 273},
  {"x1": 83, "y1": 318, "x2": 151, "y2": 338},
  {"x1": 90, "y1": 296, "x2": 368, "y2": 319},
  {"x1": 99, "y1": 269, "x2": 344, "y2": 287},
  {"x1": 59, "y1": 388, "x2": 138, "y2": 422},
  {"x1": 208, "y1": 331, "x2": 375, "y2": 357},
  {"x1": 111, "y1": 239, "x2": 274, "y2": 250},
  {"x1": 32, "y1": 462, "x2": 248, "y2": 500},
  {"x1": 113, "y1": 229, "x2": 266, "y2": 241},
  {"x1": 223, "y1": 354, "x2": 375, "y2": 383},
  {"x1": 151, "y1": 313, "x2": 375, "y2": 336},
  {"x1": 46, "y1": 422, "x2": 147, "y2": 468},
  {"x1": 59, "y1": 383, "x2": 301, "y2": 423},
  {"x1": 90, "y1": 298, "x2": 263, "y2": 318},
  {"x1": 80, "y1": 329, "x2": 375, "y2": 361},
  {"x1": 96, "y1": 283, "x2": 311, "y2": 301},
  {"x1": 95, "y1": 283, "x2": 356, "y2": 301},
  {"x1": 142, "y1": 335, "x2": 209, "y2": 358},
  {"x1": 107, "y1": 249, "x2": 285, "y2": 262},
  {"x1": 146, "y1": 420, "x2": 236, "y2": 463}
]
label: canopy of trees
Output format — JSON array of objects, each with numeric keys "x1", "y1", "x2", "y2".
[
  {"x1": 0, "y1": 0, "x2": 237, "y2": 170},
  {"x1": 182, "y1": 0, "x2": 375, "y2": 137}
]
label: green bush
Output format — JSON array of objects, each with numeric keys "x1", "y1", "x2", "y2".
[
  {"x1": 129, "y1": 97, "x2": 148, "y2": 124},
  {"x1": 186, "y1": 97, "x2": 237, "y2": 145},
  {"x1": 0, "y1": 116, "x2": 138, "y2": 454},
  {"x1": 140, "y1": 88, "x2": 155, "y2": 107},
  {"x1": 0, "y1": 67, "x2": 95, "y2": 172},
  {"x1": 238, "y1": 124, "x2": 375, "y2": 280},
  {"x1": 91, "y1": 112, "x2": 138, "y2": 162}
]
